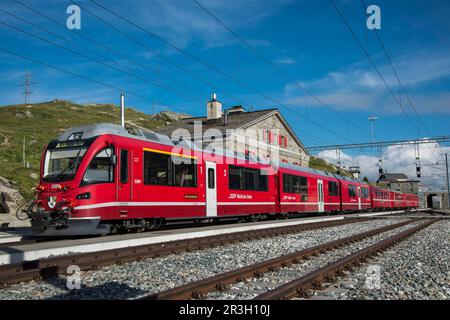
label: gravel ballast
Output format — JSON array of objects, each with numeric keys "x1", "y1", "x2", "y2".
[
  {"x1": 0, "y1": 218, "x2": 408, "y2": 300},
  {"x1": 308, "y1": 219, "x2": 450, "y2": 300}
]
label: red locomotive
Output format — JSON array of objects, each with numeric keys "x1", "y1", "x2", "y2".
[{"x1": 28, "y1": 123, "x2": 420, "y2": 236}]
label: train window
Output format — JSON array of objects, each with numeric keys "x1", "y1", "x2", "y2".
[
  {"x1": 174, "y1": 159, "x2": 197, "y2": 187},
  {"x1": 328, "y1": 181, "x2": 339, "y2": 196},
  {"x1": 120, "y1": 149, "x2": 128, "y2": 184},
  {"x1": 229, "y1": 166, "x2": 242, "y2": 190},
  {"x1": 208, "y1": 168, "x2": 215, "y2": 189},
  {"x1": 348, "y1": 185, "x2": 357, "y2": 197},
  {"x1": 258, "y1": 170, "x2": 268, "y2": 191},
  {"x1": 283, "y1": 174, "x2": 308, "y2": 199},
  {"x1": 244, "y1": 168, "x2": 257, "y2": 190},
  {"x1": 144, "y1": 151, "x2": 172, "y2": 186},
  {"x1": 361, "y1": 187, "x2": 369, "y2": 198},
  {"x1": 82, "y1": 147, "x2": 114, "y2": 185},
  {"x1": 228, "y1": 166, "x2": 268, "y2": 191}
]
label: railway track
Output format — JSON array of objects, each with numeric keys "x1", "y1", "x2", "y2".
[
  {"x1": 0, "y1": 216, "x2": 372, "y2": 288},
  {"x1": 141, "y1": 218, "x2": 438, "y2": 300}
]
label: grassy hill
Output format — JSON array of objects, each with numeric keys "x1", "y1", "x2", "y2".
[
  {"x1": 0, "y1": 99, "x2": 175, "y2": 198},
  {"x1": 309, "y1": 156, "x2": 352, "y2": 177}
]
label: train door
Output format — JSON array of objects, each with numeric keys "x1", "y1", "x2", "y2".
[
  {"x1": 205, "y1": 162, "x2": 217, "y2": 217},
  {"x1": 117, "y1": 148, "x2": 131, "y2": 217},
  {"x1": 357, "y1": 186, "x2": 362, "y2": 210},
  {"x1": 317, "y1": 179, "x2": 324, "y2": 213}
]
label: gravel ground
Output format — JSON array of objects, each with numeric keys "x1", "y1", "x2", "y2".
[
  {"x1": 308, "y1": 219, "x2": 450, "y2": 300},
  {"x1": 204, "y1": 221, "x2": 424, "y2": 300},
  {"x1": 0, "y1": 218, "x2": 407, "y2": 300}
]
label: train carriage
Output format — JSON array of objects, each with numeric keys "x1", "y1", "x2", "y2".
[
  {"x1": 370, "y1": 186, "x2": 392, "y2": 210},
  {"x1": 278, "y1": 165, "x2": 340, "y2": 215},
  {"x1": 29, "y1": 123, "x2": 419, "y2": 236},
  {"x1": 338, "y1": 177, "x2": 371, "y2": 211}
]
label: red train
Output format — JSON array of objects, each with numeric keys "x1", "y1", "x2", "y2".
[{"x1": 28, "y1": 124, "x2": 419, "y2": 236}]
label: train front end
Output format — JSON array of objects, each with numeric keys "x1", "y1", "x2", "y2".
[{"x1": 29, "y1": 124, "x2": 118, "y2": 236}]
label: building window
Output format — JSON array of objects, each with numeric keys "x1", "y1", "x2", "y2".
[
  {"x1": 328, "y1": 181, "x2": 339, "y2": 196},
  {"x1": 283, "y1": 174, "x2": 308, "y2": 200},
  {"x1": 228, "y1": 165, "x2": 268, "y2": 191},
  {"x1": 143, "y1": 151, "x2": 196, "y2": 187},
  {"x1": 83, "y1": 147, "x2": 114, "y2": 184}
]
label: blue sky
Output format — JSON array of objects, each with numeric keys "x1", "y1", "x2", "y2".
[{"x1": 0, "y1": 0, "x2": 449, "y2": 187}]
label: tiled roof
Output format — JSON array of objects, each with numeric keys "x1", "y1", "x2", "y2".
[{"x1": 154, "y1": 109, "x2": 276, "y2": 137}]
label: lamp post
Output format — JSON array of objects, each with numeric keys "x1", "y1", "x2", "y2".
[
  {"x1": 368, "y1": 116, "x2": 378, "y2": 144},
  {"x1": 446, "y1": 153, "x2": 450, "y2": 208}
]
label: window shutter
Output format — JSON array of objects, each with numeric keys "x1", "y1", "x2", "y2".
[
  {"x1": 278, "y1": 135, "x2": 283, "y2": 145},
  {"x1": 284, "y1": 136, "x2": 288, "y2": 147}
]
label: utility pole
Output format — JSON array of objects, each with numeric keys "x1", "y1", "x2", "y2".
[
  {"x1": 22, "y1": 136, "x2": 26, "y2": 168},
  {"x1": 120, "y1": 92, "x2": 125, "y2": 128},
  {"x1": 446, "y1": 153, "x2": 450, "y2": 208}
]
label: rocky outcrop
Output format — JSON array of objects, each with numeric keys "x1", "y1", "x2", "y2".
[{"x1": 0, "y1": 176, "x2": 29, "y2": 227}]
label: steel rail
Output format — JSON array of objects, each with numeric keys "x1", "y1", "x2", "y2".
[
  {"x1": 141, "y1": 219, "x2": 417, "y2": 300},
  {"x1": 0, "y1": 217, "x2": 370, "y2": 287},
  {"x1": 254, "y1": 219, "x2": 437, "y2": 300}
]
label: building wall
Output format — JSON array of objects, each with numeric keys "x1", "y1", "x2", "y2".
[
  {"x1": 223, "y1": 114, "x2": 310, "y2": 166},
  {"x1": 388, "y1": 181, "x2": 420, "y2": 194}
]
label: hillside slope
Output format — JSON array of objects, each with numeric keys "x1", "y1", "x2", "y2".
[
  {"x1": 309, "y1": 156, "x2": 352, "y2": 177},
  {"x1": 0, "y1": 99, "x2": 179, "y2": 197}
]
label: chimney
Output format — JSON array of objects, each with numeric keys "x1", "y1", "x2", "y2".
[{"x1": 207, "y1": 93, "x2": 222, "y2": 120}]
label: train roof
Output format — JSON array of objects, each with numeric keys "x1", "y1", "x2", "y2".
[{"x1": 57, "y1": 123, "x2": 367, "y2": 184}]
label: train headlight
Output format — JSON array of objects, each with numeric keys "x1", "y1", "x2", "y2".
[{"x1": 76, "y1": 192, "x2": 90, "y2": 200}]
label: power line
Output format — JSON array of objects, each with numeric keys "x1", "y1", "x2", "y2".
[
  {"x1": 0, "y1": 48, "x2": 187, "y2": 114},
  {"x1": 359, "y1": 0, "x2": 432, "y2": 137},
  {"x1": 0, "y1": 20, "x2": 204, "y2": 106},
  {"x1": 308, "y1": 135, "x2": 450, "y2": 152},
  {"x1": 191, "y1": 0, "x2": 372, "y2": 138},
  {"x1": 329, "y1": 0, "x2": 420, "y2": 135},
  {"x1": 1, "y1": 7, "x2": 207, "y2": 105},
  {"x1": 64, "y1": 0, "x2": 246, "y2": 108},
  {"x1": 86, "y1": 0, "x2": 356, "y2": 143}
]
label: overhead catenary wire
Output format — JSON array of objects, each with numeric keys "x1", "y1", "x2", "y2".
[
  {"x1": 0, "y1": 7, "x2": 207, "y2": 105},
  {"x1": 359, "y1": 0, "x2": 432, "y2": 137},
  {"x1": 86, "y1": 0, "x2": 357, "y2": 143},
  {"x1": 0, "y1": 20, "x2": 204, "y2": 107},
  {"x1": 191, "y1": 0, "x2": 372, "y2": 139},
  {"x1": 329, "y1": 0, "x2": 420, "y2": 136},
  {"x1": 0, "y1": 48, "x2": 188, "y2": 114},
  {"x1": 63, "y1": 0, "x2": 247, "y2": 108}
]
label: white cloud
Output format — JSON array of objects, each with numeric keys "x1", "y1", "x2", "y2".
[
  {"x1": 275, "y1": 57, "x2": 296, "y2": 64},
  {"x1": 317, "y1": 143, "x2": 450, "y2": 190},
  {"x1": 282, "y1": 48, "x2": 450, "y2": 114},
  {"x1": 128, "y1": 0, "x2": 294, "y2": 49}
]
